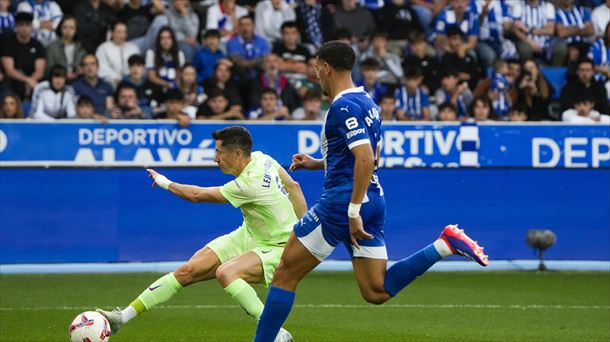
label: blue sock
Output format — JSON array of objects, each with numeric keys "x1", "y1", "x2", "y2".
[
  {"x1": 384, "y1": 243, "x2": 442, "y2": 297},
  {"x1": 254, "y1": 286, "x2": 295, "y2": 342}
]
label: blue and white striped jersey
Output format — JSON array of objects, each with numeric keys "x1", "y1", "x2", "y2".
[{"x1": 555, "y1": 5, "x2": 592, "y2": 44}]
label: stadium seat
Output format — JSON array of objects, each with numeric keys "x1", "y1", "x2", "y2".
[{"x1": 541, "y1": 67, "x2": 567, "y2": 101}]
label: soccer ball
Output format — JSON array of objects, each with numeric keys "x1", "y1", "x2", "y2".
[{"x1": 68, "y1": 311, "x2": 112, "y2": 342}]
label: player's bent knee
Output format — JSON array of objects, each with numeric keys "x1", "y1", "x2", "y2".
[
  {"x1": 270, "y1": 262, "x2": 300, "y2": 290},
  {"x1": 360, "y1": 288, "x2": 391, "y2": 305},
  {"x1": 215, "y1": 264, "x2": 234, "y2": 284},
  {"x1": 173, "y1": 263, "x2": 195, "y2": 286}
]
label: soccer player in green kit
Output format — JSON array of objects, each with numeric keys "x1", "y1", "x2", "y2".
[{"x1": 97, "y1": 126, "x2": 305, "y2": 342}]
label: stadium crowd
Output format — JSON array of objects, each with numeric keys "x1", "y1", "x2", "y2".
[{"x1": 0, "y1": 0, "x2": 608, "y2": 124}]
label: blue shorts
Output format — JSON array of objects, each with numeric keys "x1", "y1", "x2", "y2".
[{"x1": 294, "y1": 191, "x2": 386, "y2": 261}]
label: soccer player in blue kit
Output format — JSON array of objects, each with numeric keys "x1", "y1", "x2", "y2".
[{"x1": 253, "y1": 41, "x2": 489, "y2": 342}]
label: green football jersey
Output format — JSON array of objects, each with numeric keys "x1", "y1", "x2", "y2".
[{"x1": 219, "y1": 151, "x2": 297, "y2": 244}]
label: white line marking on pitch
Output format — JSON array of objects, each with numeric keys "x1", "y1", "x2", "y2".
[{"x1": 1, "y1": 304, "x2": 609, "y2": 311}]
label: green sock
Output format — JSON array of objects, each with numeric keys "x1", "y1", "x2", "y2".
[
  {"x1": 224, "y1": 278, "x2": 264, "y2": 320},
  {"x1": 131, "y1": 273, "x2": 183, "y2": 314}
]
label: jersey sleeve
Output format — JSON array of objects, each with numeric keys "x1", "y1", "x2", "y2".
[
  {"x1": 219, "y1": 178, "x2": 257, "y2": 208},
  {"x1": 332, "y1": 100, "x2": 371, "y2": 150}
]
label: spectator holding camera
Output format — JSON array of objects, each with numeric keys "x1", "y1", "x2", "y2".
[
  {"x1": 110, "y1": 83, "x2": 149, "y2": 119},
  {"x1": 30, "y1": 64, "x2": 77, "y2": 120},
  {"x1": 514, "y1": 58, "x2": 553, "y2": 121}
]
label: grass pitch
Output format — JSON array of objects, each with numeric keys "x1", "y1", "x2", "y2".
[{"x1": 1, "y1": 271, "x2": 609, "y2": 341}]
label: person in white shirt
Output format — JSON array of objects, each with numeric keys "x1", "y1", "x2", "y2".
[
  {"x1": 562, "y1": 92, "x2": 610, "y2": 123},
  {"x1": 30, "y1": 64, "x2": 77, "y2": 119},
  {"x1": 96, "y1": 21, "x2": 140, "y2": 86},
  {"x1": 592, "y1": 0, "x2": 610, "y2": 37},
  {"x1": 16, "y1": 0, "x2": 63, "y2": 46},
  {"x1": 206, "y1": 0, "x2": 248, "y2": 41},
  {"x1": 255, "y1": 0, "x2": 296, "y2": 43}
]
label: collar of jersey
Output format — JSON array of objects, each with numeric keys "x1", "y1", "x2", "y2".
[
  {"x1": 333, "y1": 86, "x2": 364, "y2": 103},
  {"x1": 239, "y1": 152, "x2": 258, "y2": 177}
]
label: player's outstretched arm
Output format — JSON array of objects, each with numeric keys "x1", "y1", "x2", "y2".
[
  {"x1": 278, "y1": 167, "x2": 308, "y2": 219},
  {"x1": 146, "y1": 169, "x2": 228, "y2": 204},
  {"x1": 348, "y1": 144, "x2": 375, "y2": 248},
  {"x1": 289, "y1": 153, "x2": 325, "y2": 171}
]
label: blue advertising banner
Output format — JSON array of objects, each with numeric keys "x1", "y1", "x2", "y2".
[{"x1": 1, "y1": 121, "x2": 609, "y2": 168}]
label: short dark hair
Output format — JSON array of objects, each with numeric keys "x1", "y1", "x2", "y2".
[
  {"x1": 116, "y1": 83, "x2": 137, "y2": 100},
  {"x1": 164, "y1": 88, "x2": 184, "y2": 102},
  {"x1": 204, "y1": 29, "x2": 221, "y2": 39},
  {"x1": 315, "y1": 41, "x2": 355, "y2": 72},
  {"x1": 404, "y1": 67, "x2": 423, "y2": 79},
  {"x1": 577, "y1": 58, "x2": 594, "y2": 68},
  {"x1": 212, "y1": 126, "x2": 253, "y2": 156},
  {"x1": 438, "y1": 101, "x2": 457, "y2": 113},
  {"x1": 49, "y1": 64, "x2": 67, "y2": 78},
  {"x1": 206, "y1": 88, "x2": 227, "y2": 100},
  {"x1": 238, "y1": 14, "x2": 254, "y2": 23},
  {"x1": 281, "y1": 21, "x2": 299, "y2": 32},
  {"x1": 370, "y1": 30, "x2": 388, "y2": 40},
  {"x1": 76, "y1": 95, "x2": 94, "y2": 107},
  {"x1": 128, "y1": 54, "x2": 145, "y2": 66},
  {"x1": 506, "y1": 58, "x2": 521, "y2": 66},
  {"x1": 408, "y1": 30, "x2": 426, "y2": 44},
  {"x1": 360, "y1": 58, "x2": 380, "y2": 71},
  {"x1": 334, "y1": 28, "x2": 352, "y2": 41},
  {"x1": 379, "y1": 92, "x2": 396, "y2": 102},
  {"x1": 303, "y1": 88, "x2": 322, "y2": 101},
  {"x1": 261, "y1": 87, "x2": 278, "y2": 98},
  {"x1": 509, "y1": 102, "x2": 528, "y2": 114},
  {"x1": 446, "y1": 26, "x2": 464, "y2": 38},
  {"x1": 574, "y1": 90, "x2": 595, "y2": 104}
]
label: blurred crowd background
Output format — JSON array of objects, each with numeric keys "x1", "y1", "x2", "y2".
[{"x1": 0, "y1": 0, "x2": 608, "y2": 125}]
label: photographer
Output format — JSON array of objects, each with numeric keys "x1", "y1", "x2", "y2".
[
  {"x1": 514, "y1": 58, "x2": 553, "y2": 121},
  {"x1": 109, "y1": 83, "x2": 149, "y2": 119},
  {"x1": 30, "y1": 64, "x2": 77, "y2": 120}
]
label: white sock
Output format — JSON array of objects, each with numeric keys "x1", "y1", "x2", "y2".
[
  {"x1": 434, "y1": 239, "x2": 453, "y2": 258},
  {"x1": 121, "y1": 306, "x2": 137, "y2": 324}
]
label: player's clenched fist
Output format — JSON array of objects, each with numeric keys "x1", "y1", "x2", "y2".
[{"x1": 289, "y1": 154, "x2": 324, "y2": 171}]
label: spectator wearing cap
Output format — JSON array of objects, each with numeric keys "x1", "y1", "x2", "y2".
[
  {"x1": 0, "y1": 0, "x2": 15, "y2": 35},
  {"x1": 196, "y1": 88, "x2": 245, "y2": 120},
  {"x1": 434, "y1": 0, "x2": 479, "y2": 56},
  {"x1": 71, "y1": 53, "x2": 114, "y2": 116},
  {"x1": 248, "y1": 87, "x2": 291, "y2": 120},
  {"x1": 440, "y1": 26, "x2": 480, "y2": 89},
  {"x1": 294, "y1": 0, "x2": 334, "y2": 48},
  {"x1": 555, "y1": 0, "x2": 596, "y2": 64},
  {"x1": 30, "y1": 64, "x2": 77, "y2": 120},
  {"x1": 156, "y1": 88, "x2": 192, "y2": 126},
  {"x1": 118, "y1": 54, "x2": 162, "y2": 115},
  {"x1": 192, "y1": 29, "x2": 225, "y2": 84},
  {"x1": 96, "y1": 21, "x2": 141, "y2": 87},
  {"x1": 403, "y1": 31, "x2": 440, "y2": 93},
  {"x1": 333, "y1": 0, "x2": 376, "y2": 42},
  {"x1": 562, "y1": 91, "x2": 610, "y2": 122},
  {"x1": 273, "y1": 21, "x2": 312, "y2": 82},
  {"x1": 16, "y1": 0, "x2": 63, "y2": 47},
  {"x1": 292, "y1": 88, "x2": 324, "y2": 120},
  {"x1": 0, "y1": 12, "x2": 46, "y2": 100},
  {"x1": 356, "y1": 58, "x2": 388, "y2": 105},
  {"x1": 435, "y1": 69, "x2": 473, "y2": 119},
  {"x1": 394, "y1": 67, "x2": 430, "y2": 121},
  {"x1": 45, "y1": 16, "x2": 87, "y2": 81},
  {"x1": 255, "y1": 0, "x2": 296, "y2": 43},
  {"x1": 592, "y1": 0, "x2": 610, "y2": 37},
  {"x1": 474, "y1": 0, "x2": 517, "y2": 71},
  {"x1": 359, "y1": 31, "x2": 403, "y2": 86},
  {"x1": 561, "y1": 58, "x2": 610, "y2": 114},
  {"x1": 510, "y1": 0, "x2": 566, "y2": 66},
  {"x1": 227, "y1": 14, "x2": 271, "y2": 79},
  {"x1": 110, "y1": 82, "x2": 149, "y2": 119},
  {"x1": 74, "y1": 0, "x2": 117, "y2": 53},
  {"x1": 206, "y1": 0, "x2": 248, "y2": 42}
]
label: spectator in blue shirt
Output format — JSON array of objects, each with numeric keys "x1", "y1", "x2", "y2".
[
  {"x1": 588, "y1": 22, "x2": 610, "y2": 82},
  {"x1": 395, "y1": 67, "x2": 430, "y2": 121},
  {"x1": 474, "y1": 0, "x2": 517, "y2": 70},
  {"x1": 227, "y1": 14, "x2": 270, "y2": 79},
  {"x1": 556, "y1": 0, "x2": 596, "y2": 64},
  {"x1": 434, "y1": 0, "x2": 479, "y2": 56},
  {"x1": 0, "y1": 0, "x2": 15, "y2": 35},
  {"x1": 193, "y1": 29, "x2": 225, "y2": 84},
  {"x1": 435, "y1": 69, "x2": 473, "y2": 119},
  {"x1": 71, "y1": 53, "x2": 114, "y2": 116},
  {"x1": 356, "y1": 58, "x2": 388, "y2": 105}
]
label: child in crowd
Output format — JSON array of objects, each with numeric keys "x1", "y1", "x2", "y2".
[
  {"x1": 435, "y1": 70, "x2": 473, "y2": 119},
  {"x1": 395, "y1": 67, "x2": 430, "y2": 120},
  {"x1": 197, "y1": 88, "x2": 245, "y2": 120},
  {"x1": 489, "y1": 59, "x2": 511, "y2": 120},
  {"x1": 508, "y1": 103, "x2": 528, "y2": 122},
  {"x1": 248, "y1": 88, "x2": 290, "y2": 120},
  {"x1": 357, "y1": 58, "x2": 388, "y2": 104},
  {"x1": 292, "y1": 89, "x2": 324, "y2": 121},
  {"x1": 437, "y1": 102, "x2": 458, "y2": 121},
  {"x1": 379, "y1": 92, "x2": 398, "y2": 122},
  {"x1": 562, "y1": 92, "x2": 610, "y2": 123}
]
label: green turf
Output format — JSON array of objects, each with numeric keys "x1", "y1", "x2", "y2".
[{"x1": 1, "y1": 272, "x2": 609, "y2": 341}]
